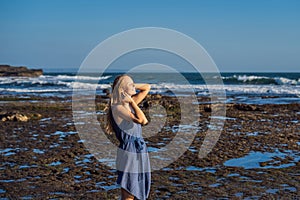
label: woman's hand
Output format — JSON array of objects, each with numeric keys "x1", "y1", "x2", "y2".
[
  {"x1": 122, "y1": 92, "x2": 133, "y2": 104},
  {"x1": 142, "y1": 118, "x2": 149, "y2": 125}
]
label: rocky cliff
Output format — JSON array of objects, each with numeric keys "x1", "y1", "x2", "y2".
[{"x1": 0, "y1": 65, "x2": 43, "y2": 77}]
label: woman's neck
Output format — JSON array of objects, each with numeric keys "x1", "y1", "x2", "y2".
[{"x1": 123, "y1": 102, "x2": 130, "y2": 109}]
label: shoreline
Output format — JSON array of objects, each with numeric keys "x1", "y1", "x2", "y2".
[{"x1": 1, "y1": 94, "x2": 299, "y2": 199}]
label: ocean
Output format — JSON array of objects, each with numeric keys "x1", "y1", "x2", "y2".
[{"x1": 1, "y1": 72, "x2": 300, "y2": 104}]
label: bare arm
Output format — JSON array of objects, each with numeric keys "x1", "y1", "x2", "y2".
[
  {"x1": 132, "y1": 83, "x2": 151, "y2": 105},
  {"x1": 129, "y1": 100, "x2": 148, "y2": 125}
]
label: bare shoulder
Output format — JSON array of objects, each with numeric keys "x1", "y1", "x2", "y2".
[
  {"x1": 111, "y1": 104, "x2": 132, "y2": 122},
  {"x1": 111, "y1": 104, "x2": 123, "y2": 113},
  {"x1": 111, "y1": 104, "x2": 130, "y2": 116}
]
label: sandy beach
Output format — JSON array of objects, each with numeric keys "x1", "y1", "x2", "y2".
[{"x1": 1, "y1": 94, "x2": 299, "y2": 199}]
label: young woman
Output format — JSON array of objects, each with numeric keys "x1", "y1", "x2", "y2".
[{"x1": 106, "y1": 74, "x2": 151, "y2": 200}]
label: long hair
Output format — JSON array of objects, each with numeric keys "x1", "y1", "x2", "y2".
[{"x1": 105, "y1": 74, "x2": 129, "y2": 134}]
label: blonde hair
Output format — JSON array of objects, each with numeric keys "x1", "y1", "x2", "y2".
[{"x1": 105, "y1": 74, "x2": 130, "y2": 134}]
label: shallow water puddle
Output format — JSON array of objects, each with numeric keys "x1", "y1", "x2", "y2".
[
  {"x1": 96, "y1": 158, "x2": 115, "y2": 167},
  {"x1": 280, "y1": 184, "x2": 297, "y2": 192},
  {"x1": 19, "y1": 164, "x2": 38, "y2": 169},
  {"x1": 239, "y1": 176, "x2": 263, "y2": 183},
  {"x1": 231, "y1": 131, "x2": 271, "y2": 136},
  {"x1": 266, "y1": 188, "x2": 279, "y2": 194},
  {"x1": 95, "y1": 181, "x2": 119, "y2": 191},
  {"x1": 147, "y1": 146, "x2": 161, "y2": 153},
  {"x1": 224, "y1": 148, "x2": 300, "y2": 169},
  {"x1": 52, "y1": 130, "x2": 77, "y2": 138},
  {"x1": 0, "y1": 178, "x2": 27, "y2": 183},
  {"x1": 33, "y1": 149, "x2": 45, "y2": 154},
  {"x1": 188, "y1": 146, "x2": 197, "y2": 152},
  {"x1": 209, "y1": 183, "x2": 222, "y2": 188},
  {"x1": 148, "y1": 146, "x2": 175, "y2": 161},
  {"x1": 74, "y1": 155, "x2": 93, "y2": 166},
  {"x1": 161, "y1": 165, "x2": 217, "y2": 173},
  {"x1": 210, "y1": 116, "x2": 236, "y2": 120},
  {"x1": 39, "y1": 117, "x2": 52, "y2": 122},
  {"x1": 1, "y1": 147, "x2": 29, "y2": 156},
  {"x1": 48, "y1": 161, "x2": 62, "y2": 166},
  {"x1": 66, "y1": 121, "x2": 85, "y2": 126},
  {"x1": 207, "y1": 122, "x2": 225, "y2": 131},
  {"x1": 164, "y1": 124, "x2": 200, "y2": 133},
  {"x1": 229, "y1": 97, "x2": 300, "y2": 105},
  {"x1": 185, "y1": 166, "x2": 217, "y2": 173}
]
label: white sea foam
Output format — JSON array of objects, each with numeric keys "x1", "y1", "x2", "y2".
[
  {"x1": 236, "y1": 75, "x2": 269, "y2": 82},
  {"x1": 0, "y1": 88, "x2": 71, "y2": 93},
  {"x1": 1, "y1": 83, "x2": 299, "y2": 96},
  {"x1": 0, "y1": 75, "x2": 111, "y2": 86},
  {"x1": 55, "y1": 75, "x2": 111, "y2": 81},
  {"x1": 274, "y1": 77, "x2": 299, "y2": 85},
  {"x1": 222, "y1": 75, "x2": 269, "y2": 81},
  {"x1": 1, "y1": 73, "x2": 300, "y2": 103},
  {"x1": 60, "y1": 81, "x2": 111, "y2": 90},
  {"x1": 150, "y1": 83, "x2": 300, "y2": 96},
  {"x1": 222, "y1": 74, "x2": 300, "y2": 85}
]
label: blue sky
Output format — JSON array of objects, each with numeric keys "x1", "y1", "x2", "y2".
[{"x1": 0, "y1": 0, "x2": 299, "y2": 72}]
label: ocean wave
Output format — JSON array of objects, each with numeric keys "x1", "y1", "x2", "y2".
[
  {"x1": 1, "y1": 82, "x2": 299, "y2": 100},
  {"x1": 274, "y1": 77, "x2": 299, "y2": 85},
  {"x1": 58, "y1": 81, "x2": 111, "y2": 90},
  {"x1": 1, "y1": 73, "x2": 299, "y2": 99},
  {"x1": 1, "y1": 74, "x2": 299, "y2": 87},
  {"x1": 0, "y1": 77, "x2": 58, "y2": 86},
  {"x1": 222, "y1": 74, "x2": 299, "y2": 85},
  {"x1": 0, "y1": 75, "x2": 112, "y2": 86},
  {"x1": 55, "y1": 75, "x2": 111, "y2": 81},
  {"x1": 1, "y1": 84, "x2": 299, "y2": 97},
  {"x1": 0, "y1": 88, "x2": 72, "y2": 93},
  {"x1": 150, "y1": 83, "x2": 300, "y2": 96}
]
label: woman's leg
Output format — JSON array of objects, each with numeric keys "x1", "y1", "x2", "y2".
[{"x1": 121, "y1": 188, "x2": 135, "y2": 200}]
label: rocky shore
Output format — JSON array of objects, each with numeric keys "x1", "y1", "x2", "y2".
[
  {"x1": 0, "y1": 65, "x2": 43, "y2": 77},
  {"x1": 0, "y1": 94, "x2": 299, "y2": 199}
]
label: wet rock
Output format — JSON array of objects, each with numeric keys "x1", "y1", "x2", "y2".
[
  {"x1": 0, "y1": 111, "x2": 41, "y2": 122},
  {"x1": 1, "y1": 95, "x2": 300, "y2": 199},
  {"x1": 30, "y1": 113, "x2": 42, "y2": 120},
  {"x1": 234, "y1": 104, "x2": 261, "y2": 111},
  {"x1": 0, "y1": 112, "x2": 29, "y2": 122},
  {"x1": 102, "y1": 88, "x2": 110, "y2": 95},
  {"x1": 204, "y1": 105, "x2": 212, "y2": 112},
  {"x1": 142, "y1": 100, "x2": 150, "y2": 109},
  {"x1": 203, "y1": 104, "x2": 225, "y2": 112}
]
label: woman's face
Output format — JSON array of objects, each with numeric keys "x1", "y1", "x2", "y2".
[{"x1": 122, "y1": 76, "x2": 136, "y2": 96}]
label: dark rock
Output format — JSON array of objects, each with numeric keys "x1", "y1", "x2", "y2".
[
  {"x1": 233, "y1": 104, "x2": 261, "y2": 111},
  {"x1": 102, "y1": 88, "x2": 110, "y2": 95},
  {"x1": 0, "y1": 64, "x2": 43, "y2": 77},
  {"x1": 204, "y1": 105, "x2": 212, "y2": 112},
  {"x1": 143, "y1": 101, "x2": 150, "y2": 109}
]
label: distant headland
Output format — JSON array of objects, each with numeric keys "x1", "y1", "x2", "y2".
[{"x1": 0, "y1": 65, "x2": 43, "y2": 77}]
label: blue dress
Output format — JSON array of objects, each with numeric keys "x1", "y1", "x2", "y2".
[{"x1": 111, "y1": 108, "x2": 151, "y2": 200}]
